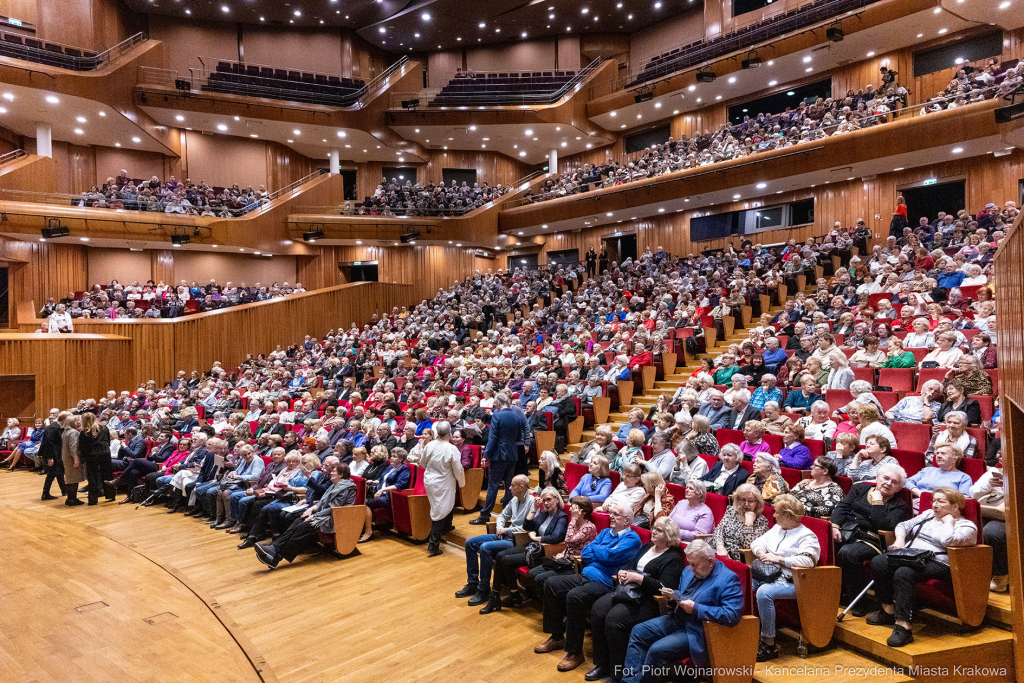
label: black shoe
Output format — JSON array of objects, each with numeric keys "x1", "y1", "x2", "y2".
[
  {"x1": 237, "y1": 538, "x2": 256, "y2": 550},
  {"x1": 427, "y1": 546, "x2": 442, "y2": 557},
  {"x1": 887, "y1": 625, "x2": 914, "y2": 647},
  {"x1": 467, "y1": 517, "x2": 489, "y2": 526},
  {"x1": 585, "y1": 666, "x2": 610, "y2": 682},
  {"x1": 254, "y1": 543, "x2": 280, "y2": 569},
  {"x1": 467, "y1": 591, "x2": 489, "y2": 607},
  {"x1": 756, "y1": 641, "x2": 779, "y2": 663},
  {"x1": 88, "y1": 500, "x2": 98, "y2": 506},
  {"x1": 41, "y1": 493, "x2": 58, "y2": 501},
  {"x1": 851, "y1": 601, "x2": 874, "y2": 618},
  {"x1": 479, "y1": 592, "x2": 502, "y2": 614},
  {"x1": 455, "y1": 584, "x2": 478, "y2": 598},
  {"x1": 866, "y1": 610, "x2": 896, "y2": 626},
  {"x1": 501, "y1": 592, "x2": 524, "y2": 608},
  {"x1": 66, "y1": 498, "x2": 85, "y2": 507}
]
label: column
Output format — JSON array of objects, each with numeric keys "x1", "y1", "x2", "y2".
[
  {"x1": 36, "y1": 124, "x2": 52, "y2": 158},
  {"x1": 328, "y1": 149, "x2": 340, "y2": 175},
  {"x1": 548, "y1": 149, "x2": 558, "y2": 175}
]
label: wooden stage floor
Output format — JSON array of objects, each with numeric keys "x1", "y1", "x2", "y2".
[{"x1": 0, "y1": 470, "x2": 926, "y2": 683}]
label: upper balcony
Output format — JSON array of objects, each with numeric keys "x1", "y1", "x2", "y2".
[{"x1": 0, "y1": 30, "x2": 147, "y2": 72}]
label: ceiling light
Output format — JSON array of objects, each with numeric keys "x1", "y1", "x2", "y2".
[
  {"x1": 293, "y1": 129, "x2": 301, "y2": 135},
  {"x1": 999, "y1": 1, "x2": 1011, "y2": 8},
  {"x1": 175, "y1": 114, "x2": 184, "y2": 121},
  {"x1": 469, "y1": 125, "x2": 477, "y2": 131},
  {"x1": 132, "y1": 137, "x2": 141, "y2": 143},
  {"x1": 522, "y1": 31, "x2": 528, "y2": 38},
  {"x1": 620, "y1": 124, "x2": 626, "y2": 128},
  {"x1": 560, "y1": 141, "x2": 567, "y2": 147},
  {"x1": 606, "y1": 212, "x2": 613, "y2": 216},
  {"x1": 80, "y1": 237, "x2": 89, "y2": 242},
  {"x1": 654, "y1": 102, "x2": 662, "y2": 108},
  {"x1": 767, "y1": 60, "x2": 774, "y2": 66},
  {"x1": 728, "y1": 76, "x2": 736, "y2": 83},
  {"x1": 802, "y1": 56, "x2": 812, "y2": 63},
  {"x1": 756, "y1": 182, "x2": 767, "y2": 189},
  {"x1": 217, "y1": 123, "x2": 227, "y2": 131},
  {"x1": 938, "y1": 28, "x2": 947, "y2": 34},
  {"x1": 867, "y1": 51, "x2": 875, "y2": 57},
  {"x1": 1, "y1": 93, "x2": 12, "y2": 101},
  {"x1": 76, "y1": 116, "x2": 87, "y2": 123},
  {"x1": 185, "y1": 8, "x2": 191, "y2": 13},
  {"x1": 421, "y1": 11, "x2": 431, "y2": 20},
  {"x1": 787, "y1": 91, "x2": 795, "y2": 96},
  {"x1": 114, "y1": 142, "x2": 120, "y2": 147},
  {"x1": 952, "y1": 147, "x2": 964, "y2": 154},
  {"x1": 541, "y1": 224, "x2": 548, "y2": 228},
  {"x1": 696, "y1": 98, "x2": 702, "y2": 103},
  {"x1": 221, "y1": 5, "x2": 229, "y2": 12},
  {"x1": 688, "y1": 85, "x2": 696, "y2": 91},
  {"x1": 379, "y1": 27, "x2": 386, "y2": 33},
  {"x1": 805, "y1": 67, "x2": 813, "y2": 72},
  {"x1": 519, "y1": 151, "x2": 526, "y2": 156},
  {"x1": 294, "y1": 9, "x2": 301, "y2": 16},
  {"x1": 657, "y1": 208, "x2": 665, "y2": 212},
  {"x1": 415, "y1": 33, "x2": 420, "y2": 37},
  {"x1": 654, "y1": 1, "x2": 662, "y2": 6},
  {"x1": 586, "y1": 143, "x2": 592, "y2": 148},
  {"x1": 46, "y1": 95, "x2": 60, "y2": 104},
  {"x1": 733, "y1": 194, "x2": 741, "y2": 199},
  {"x1": 768, "y1": 80, "x2": 777, "y2": 86},
  {"x1": 581, "y1": 7, "x2": 589, "y2": 13},
  {"x1": 479, "y1": 22, "x2": 486, "y2": 28},
  {"x1": 550, "y1": 13, "x2": 555, "y2": 18},
  {"x1": 73, "y1": 128, "x2": 84, "y2": 135},
  {"x1": 259, "y1": 16, "x2": 264, "y2": 21},
  {"x1": 933, "y1": 6, "x2": 942, "y2": 12},
  {"x1": 287, "y1": 139, "x2": 294, "y2": 143}
]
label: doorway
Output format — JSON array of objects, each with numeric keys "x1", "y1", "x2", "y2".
[
  {"x1": 338, "y1": 261, "x2": 379, "y2": 283},
  {"x1": 601, "y1": 233, "x2": 638, "y2": 267},
  {"x1": 900, "y1": 180, "x2": 966, "y2": 224},
  {"x1": 511, "y1": 253, "x2": 539, "y2": 271}
]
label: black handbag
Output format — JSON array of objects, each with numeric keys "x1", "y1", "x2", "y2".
[
  {"x1": 887, "y1": 517, "x2": 934, "y2": 569},
  {"x1": 838, "y1": 520, "x2": 860, "y2": 544},
  {"x1": 750, "y1": 558, "x2": 784, "y2": 583},
  {"x1": 612, "y1": 575, "x2": 646, "y2": 604},
  {"x1": 524, "y1": 540, "x2": 545, "y2": 569}
]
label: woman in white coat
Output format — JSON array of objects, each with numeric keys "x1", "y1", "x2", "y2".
[{"x1": 419, "y1": 420, "x2": 465, "y2": 557}]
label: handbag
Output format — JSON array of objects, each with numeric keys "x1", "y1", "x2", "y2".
[
  {"x1": 612, "y1": 574, "x2": 646, "y2": 604},
  {"x1": 750, "y1": 558, "x2": 783, "y2": 583},
  {"x1": 919, "y1": 361, "x2": 940, "y2": 369},
  {"x1": 838, "y1": 519, "x2": 860, "y2": 544},
  {"x1": 541, "y1": 556, "x2": 575, "y2": 572},
  {"x1": 887, "y1": 516, "x2": 934, "y2": 569},
  {"x1": 524, "y1": 540, "x2": 545, "y2": 569}
]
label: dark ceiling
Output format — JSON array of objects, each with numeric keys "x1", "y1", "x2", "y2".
[{"x1": 122, "y1": 0, "x2": 702, "y2": 53}]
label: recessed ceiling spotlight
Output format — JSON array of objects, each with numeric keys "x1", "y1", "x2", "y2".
[
  {"x1": 132, "y1": 136, "x2": 141, "y2": 143},
  {"x1": 294, "y1": 9, "x2": 301, "y2": 16},
  {"x1": 522, "y1": 31, "x2": 528, "y2": 38},
  {"x1": 728, "y1": 76, "x2": 736, "y2": 83},
  {"x1": 250, "y1": 134, "x2": 258, "y2": 138},
  {"x1": 657, "y1": 208, "x2": 665, "y2": 212},
  {"x1": 185, "y1": 8, "x2": 191, "y2": 13},
  {"x1": 519, "y1": 151, "x2": 526, "y2": 156},
  {"x1": 114, "y1": 142, "x2": 120, "y2": 147},
  {"x1": 337, "y1": 131, "x2": 346, "y2": 137},
  {"x1": 654, "y1": 102, "x2": 662, "y2": 108},
  {"x1": 422, "y1": 12, "x2": 431, "y2": 20},
  {"x1": 802, "y1": 55, "x2": 812, "y2": 63},
  {"x1": 469, "y1": 125, "x2": 477, "y2": 130},
  {"x1": 688, "y1": 85, "x2": 696, "y2": 91},
  {"x1": 581, "y1": 7, "x2": 589, "y2": 13},
  {"x1": 175, "y1": 114, "x2": 184, "y2": 121},
  {"x1": 479, "y1": 22, "x2": 486, "y2": 28},
  {"x1": 756, "y1": 182, "x2": 767, "y2": 189},
  {"x1": 46, "y1": 95, "x2": 60, "y2": 104},
  {"x1": 73, "y1": 128, "x2": 84, "y2": 135},
  {"x1": 1, "y1": 93, "x2": 12, "y2": 101},
  {"x1": 76, "y1": 116, "x2": 87, "y2": 123},
  {"x1": 379, "y1": 27, "x2": 386, "y2": 33},
  {"x1": 938, "y1": 28, "x2": 947, "y2": 34},
  {"x1": 805, "y1": 67, "x2": 813, "y2": 72},
  {"x1": 867, "y1": 51, "x2": 875, "y2": 57},
  {"x1": 550, "y1": 13, "x2": 555, "y2": 18},
  {"x1": 221, "y1": 5, "x2": 229, "y2": 13},
  {"x1": 287, "y1": 139, "x2": 294, "y2": 143},
  {"x1": 768, "y1": 80, "x2": 778, "y2": 86},
  {"x1": 952, "y1": 147, "x2": 964, "y2": 154},
  {"x1": 606, "y1": 212, "x2": 613, "y2": 216},
  {"x1": 414, "y1": 33, "x2": 420, "y2": 37},
  {"x1": 217, "y1": 123, "x2": 227, "y2": 131},
  {"x1": 933, "y1": 6, "x2": 942, "y2": 12},
  {"x1": 999, "y1": 1, "x2": 1010, "y2": 8},
  {"x1": 733, "y1": 194, "x2": 741, "y2": 199}
]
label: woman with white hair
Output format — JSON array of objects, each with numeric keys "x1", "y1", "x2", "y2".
[
  {"x1": 751, "y1": 453, "x2": 788, "y2": 503},
  {"x1": 885, "y1": 380, "x2": 944, "y2": 424},
  {"x1": 960, "y1": 263, "x2": 987, "y2": 286},
  {"x1": 824, "y1": 349, "x2": 854, "y2": 390},
  {"x1": 921, "y1": 331, "x2": 963, "y2": 369},
  {"x1": 925, "y1": 411, "x2": 977, "y2": 463},
  {"x1": 723, "y1": 374, "x2": 750, "y2": 404}
]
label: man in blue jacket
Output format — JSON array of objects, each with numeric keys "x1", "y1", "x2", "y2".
[
  {"x1": 470, "y1": 393, "x2": 527, "y2": 525},
  {"x1": 534, "y1": 502, "x2": 642, "y2": 672},
  {"x1": 620, "y1": 540, "x2": 744, "y2": 683}
]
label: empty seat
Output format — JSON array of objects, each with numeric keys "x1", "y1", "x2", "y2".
[
  {"x1": 44, "y1": 42, "x2": 63, "y2": 53},
  {"x1": 3, "y1": 34, "x2": 23, "y2": 45}
]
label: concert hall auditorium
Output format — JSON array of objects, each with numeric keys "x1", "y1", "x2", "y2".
[{"x1": 0, "y1": 0, "x2": 1022, "y2": 681}]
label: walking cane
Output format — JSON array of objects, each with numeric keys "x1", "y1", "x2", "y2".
[{"x1": 837, "y1": 580, "x2": 874, "y2": 622}]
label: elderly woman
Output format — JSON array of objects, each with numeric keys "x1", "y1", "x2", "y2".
[
  {"x1": 784, "y1": 374, "x2": 822, "y2": 416},
  {"x1": 586, "y1": 516, "x2": 685, "y2": 681},
  {"x1": 644, "y1": 432, "x2": 676, "y2": 480},
  {"x1": 751, "y1": 494, "x2": 822, "y2": 662},
  {"x1": 823, "y1": 349, "x2": 854, "y2": 390},
  {"x1": 610, "y1": 429, "x2": 646, "y2": 473},
  {"x1": 700, "y1": 443, "x2": 750, "y2": 496},
  {"x1": 882, "y1": 337, "x2": 917, "y2": 368},
  {"x1": 778, "y1": 424, "x2": 813, "y2": 470},
  {"x1": 936, "y1": 378, "x2": 982, "y2": 426},
  {"x1": 926, "y1": 410, "x2": 978, "y2": 464},
  {"x1": 712, "y1": 483, "x2": 770, "y2": 561},
  {"x1": 943, "y1": 354, "x2": 992, "y2": 396},
  {"x1": 830, "y1": 463, "x2": 912, "y2": 613},
  {"x1": 857, "y1": 403, "x2": 896, "y2": 447},
  {"x1": 886, "y1": 379, "x2": 944, "y2": 424},
  {"x1": 867, "y1": 487, "x2": 977, "y2": 646},
  {"x1": 790, "y1": 456, "x2": 844, "y2": 517},
  {"x1": 723, "y1": 374, "x2": 751, "y2": 404},
  {"x1": 848, "y1": 433, "x2": 899, "y2": 482},
  {"x1": 740, "y1": 420, "x2": 771, "y2": 460},
  {"x1": 797, "y1": 400, "x2": 837, "y2": 442},
  {"x1": 569, "y1": 455, "x2": 614, "y2": 503},
  {"x1": 921, "y1": 331, "x2": 963, "y2": 369},
  {"x1": 762, "y1": 401, "x2": 794, "y2": 436},
  {"x1": 907, "y1": 443, "x2": 972, "y2": 510},
  {"x1": 812, "y1": 333, "x2": 840, "y2": 369},
  {"x1": 969, "y1": 333, "x2": 997, "y2": 369},
  {"x1": 685, "y1": 414, "x2": 720, "y2": 456},
  {"x1": 751, "y1": 453, "x2": 789, "y2": 502},
  {"x1": 904, "y1": 318, "x2": 935, "y2": 349},
  {"x1": 572, "y1": 426, "x2": 619, "y2": 465},
  {"x1": 850, "y1": 335, "x2": 887, "y2": 368},
  {"x1": 484, "y1": 486, "x2": 569, "y2": 613},
  {"x1": 668, "y1": 479, "x2": 714, "y2": 542},
  {"x1": 2, "y1": 418, "x2": 42, "y2": 470},
  {"x1": 522, "y1": 496, "x2": 598, "y2": 604},
  {"x1": 632, "y1": 471, "x2": 675, "y2": 529},
  {"x1": 360, "y1": 448, "x2": 411, "y2": 543},
  {"x1": 601, "y1": 463, "x2": 646, "y2": 513}
]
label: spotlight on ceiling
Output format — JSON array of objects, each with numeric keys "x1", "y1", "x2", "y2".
[
  {"x1": 400, "y1": 231, "x2": 422, "y2": 244},
  {"x1": 741, "y1": 55, "x2": 761, "y2": 69},
  {"x1": 696, "y1": 70, "x2": 716, "y2": 83},
  {"x1": 41, "y1": 224, "x2": 69, "y2": 239},
  {"x1": 171, "y1": 234, "x2": 191, "y2": 245},
  {"x1": 634, "y1": 91, "x2": 654, "y2": 103},
  {"x1": 303, "y1": 229, "x2": 325, "y2": 243},
  {"x1": 826, "y1": 26, "x2": 844, "y2": 42},
  {"x1": 401, "y1": 98, "x2": 420, "y2": 110}
]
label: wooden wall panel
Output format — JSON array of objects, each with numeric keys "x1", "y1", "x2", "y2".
[
  {"x1": 2, "y1": 239, "x2": 88, "y2": 318},
  {"x1": 532, "y1": 149, "x2": 1024, "y2": 261},
  {"x1": 266, "y1": 141, "x2": 317, "y2": 192},
  {"x1": 151, "y1": 250, "x2": 175, "y2": 286},
  {"x1": 16, "y1": 282, "x2": 410, "y2": 390},
  {"x1": 355, "y1": 150, "x2": 532, "y2": 201},
  {"x1": 0, "y1": 334, "x2": 133, "y2": 415}
]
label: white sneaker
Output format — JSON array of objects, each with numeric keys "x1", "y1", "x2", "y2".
[{"x1": 990, "y1": 575, "x2": 1009, "y2": 593}]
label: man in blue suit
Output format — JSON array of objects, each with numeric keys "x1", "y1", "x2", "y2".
[
  {"x1": 620, "y1": 540, "x2": 744, "y2": 683},
  {"x1": 470, "y1": 393, "x2": 527, "y2": 525}
]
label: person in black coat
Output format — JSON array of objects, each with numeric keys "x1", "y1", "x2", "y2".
[
  {"x1": 481, "y1": 488, "x2": 569, "y2": 614},
  {"x1": 78, "y1": 412, "x2": 114, "y2": 505},
  {"x1": 700, "y1": 446, "x2": 750, "y2": 496},
  {"x1": 586, "y1": 516, "x2": 686, "y2": 681},
  {"x1": 39, "y1": 411, "x2": 68, "y2": 501}
]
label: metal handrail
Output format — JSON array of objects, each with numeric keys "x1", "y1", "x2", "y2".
[
  {"x1": 392, "y1": 57, "x2": 604, "y2": 109},
  {"x1": 265, "y1": 169, "x2": 329, "y2": 204},
  {"x1": 0, "y1": 149, "x2": 26, "y2": 165},
  {"x1": 512, "y1": 87, "x2": 1002, "y2": 208},
  {"x1": 593, "y1": 0, "x2": 880, "y2": 96},
  {"x1": 0, "y1": 30, "x2": 146, "y2": 71}
]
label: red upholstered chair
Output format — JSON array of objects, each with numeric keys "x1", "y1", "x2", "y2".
[
  {"x1": 852, "y1": 367, "x2": 875, "y2": 385},
  {"x1": 389, "y1": 464, "x2": 431, "y2": 541},
  {"x1": 706, "y1": 492, "x2": 728, "y2": 525},
  {"x1": 985, "y1": 370, "x2": 999, "y2": 395},
  {"x1": 780, "y1": 467, "x2": 804, "y2": 489},
  {"x1": 716, "y1": 429, "x2": 744, "y2": 447},
  {"x1": 914, "y1": 367, "x2": 947, "y2": 391},
  {"x1": 891, "y1": 449, "x2": 925, "y2": 477},
  {"x1": 878, "y1": 368, "x2": 915, "y2": 393},
  {"x1": 890, "y1": 422, "x2": 932, "y2": 454},
  {"x1": 766, "y1": 515, "x2": 842, "y2": 655},
  {"x1": 698, "y1": 452, "x2": 719, "y2": 471},
  {"x1": 824, "y1": 390, "x2": 853, "y2": 415},
  {"x1": 763, "y1": 433, "x2": 784, "y2": 453},
  {"x1": 458, "y1": 445, "x2": 484, "y2": 510},
  {"x1": 0, "y1": 426, "x2": 25, "y2": 461},
  {"x1": 835, "y1": 475, "x2": 853, "y2": 494},
  {"x1": 911, "y1": 491, "x2": 991, "y2": 627},
  {"x1": 805, "y1": 439, "x2": 825, "y2": 458},
  {"x1": 966, "y1": 426, "x2": 988, "y2": 454},
  {"x1": 565, "y1": 462, "x2": 588, "y2": 494},
  {"x1": 875, "y1": 391, "x2": 900, "y2": 412},
  {"x1": 971, "y1": 395, "x2": 994, "y2": 422},
  {"x1": 958, "y1": 457, "x2": 985, "y2": 482}
]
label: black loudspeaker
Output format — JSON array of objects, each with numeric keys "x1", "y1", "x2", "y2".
[{"x1": 175, "y1": 79, "x2": 191, "y2": 91}]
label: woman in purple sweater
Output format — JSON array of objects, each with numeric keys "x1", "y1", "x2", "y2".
[
  {"x1": 778, "y1": 424, "x2": 813, "y2": 470},
  {"x1": 668, "y1": 479, "x2": 715, "y2": 541}
]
